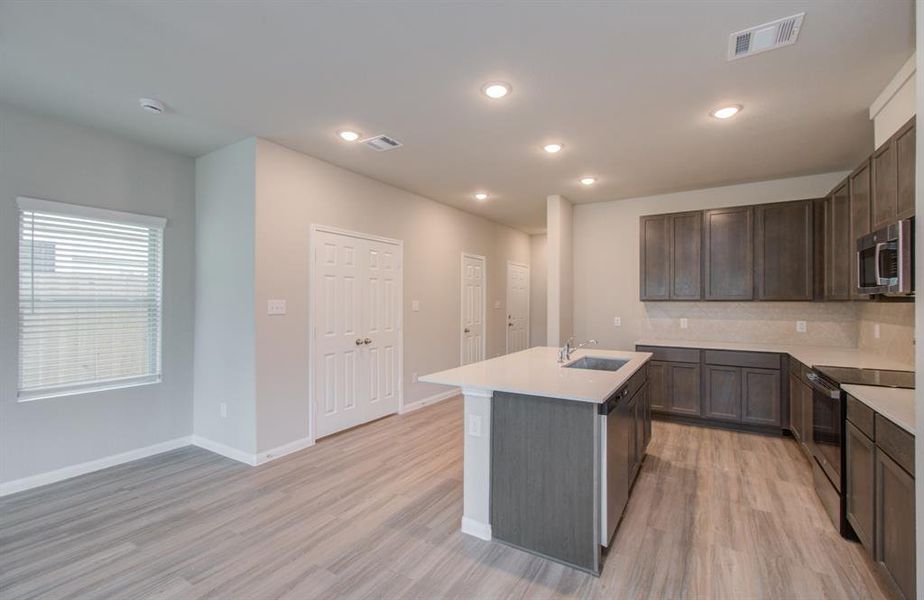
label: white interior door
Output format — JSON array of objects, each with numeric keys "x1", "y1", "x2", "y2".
[
  {"x1": 461, "y1": 253, "x2": 485, "y2": 365},
  {"x1": 313, "y1": 229, "x2": 402, "y2": 438},
  {"x1": 506, "y1": 262, "x2": 529, "y2": 353}
]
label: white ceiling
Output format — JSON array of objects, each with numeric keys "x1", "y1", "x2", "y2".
[{"x1": 0, "y1": 1, "x2": 914, "y2": 233}]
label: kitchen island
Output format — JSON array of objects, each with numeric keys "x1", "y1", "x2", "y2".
[{"x1": 420, "y1": 346, "x2": 652, "y2": 574}]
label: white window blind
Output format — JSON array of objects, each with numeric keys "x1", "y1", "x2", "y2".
[{"x1": 17, "y1": 197, "x2": 167, "y2": 400}]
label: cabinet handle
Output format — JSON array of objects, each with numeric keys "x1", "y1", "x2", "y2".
[
  {"x1": 355, "y1": 338, "x2": 364, "y2": 346},
  {"x1": 364, "y1": 338, "x2": 372, "y2": 345}
]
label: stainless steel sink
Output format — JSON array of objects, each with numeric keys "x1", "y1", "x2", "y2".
[{"x1": 563, "y1": 356, "x2": 628, "y2": 372}]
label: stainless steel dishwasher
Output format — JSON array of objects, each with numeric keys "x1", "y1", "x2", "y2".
[{"x1": 599, "y1": 385, "x2": 630, "y2": 546}]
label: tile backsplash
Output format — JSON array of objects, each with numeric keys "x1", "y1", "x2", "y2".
[
  {"x1": 857, "y1": 302, "x2": 915, "y2": 366},
  {"x1": 641, "y1": 302, "x2": 859, "y2": 347}
]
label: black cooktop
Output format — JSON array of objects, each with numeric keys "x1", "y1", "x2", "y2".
[{"x1": 814, "y1": 366, "x2": 915, "y2": 389}]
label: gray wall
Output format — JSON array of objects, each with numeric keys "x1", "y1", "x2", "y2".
[
  {"x1": 529, "y1": 234, "x2": 547, "y2": 347},
  {"x1": 0, "y1": 103, "x2": 195, "y2": 483},
  {"x1": 193, "y1": 140, "x2": 258, "y2": 454}
]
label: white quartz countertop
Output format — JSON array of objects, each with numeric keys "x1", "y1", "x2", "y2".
[
  {"x1": 419, "y1": 346, "x2": 652, "y2": 404},
  {"x1": 635, "y1": 339, "x2": 914, "y2": 371},
  {"x1": 842, "y1": 385, "x2": 916, "y2": 435}
]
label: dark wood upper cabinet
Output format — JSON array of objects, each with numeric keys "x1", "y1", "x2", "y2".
[
  {"x1": 849, "y1": 160, "x2": 872, "y2": 300},
  {"x1": 639, "y1": 215, "x2": 670, "y2": 300},
  {"x1": 872, "y1": 135, "x2": 898, "y2": 231},
  {"x1": 754, "y1": 200, "x2": 814, "y2": 301},
  {"x1": 640, "y1": 212, "x2": 701, "y2": 300},
  {"x1": 669, "y1": 212, "x2": 702, "y2": 300},
  {"x1": 823, "y1": 181, "x2": 851, "y2": 300},
  {"x1": 895, "y1": 117, "x2": 915, "y2": 220},
  {"x1": 703, "y1": 206, "x2": 753, "y2": 300}
]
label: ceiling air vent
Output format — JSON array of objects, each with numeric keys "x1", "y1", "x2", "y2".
[
  {"x1": 363, "y1": 134, "x2": 403, "y2": 152},
  {"x1": 728, "y1": 13, "x2": 804, "y2": 61}
]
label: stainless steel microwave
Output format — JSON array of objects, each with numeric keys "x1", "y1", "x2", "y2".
[{"x1": 857, "y1": 218, "x2": 913, "y2": 296}]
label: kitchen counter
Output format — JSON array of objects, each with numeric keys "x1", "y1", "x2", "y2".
[
  {"x1": 635, "y1": 339, "x2": 913, "y2": 371},
  {"x1": 842, "y1": 384, "x2": 915, "y2": 434},
  {"x1": 420, "y1": 346, "x2": 652, "y2": 403}
]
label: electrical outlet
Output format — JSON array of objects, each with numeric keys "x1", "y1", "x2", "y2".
[
  {"x1": 680, "y1": 318, "x2": 688, "y2": 329},
  {"x1": 796, "y1": 320, "x2": 807, "y2": 333},
  {"x1": 411, "y1": 300, "x2": 420, "y2": 312},
  {"x1": 267, "y1": 299, "x2": 286, "y2": 315},
  {"x1": 411, "y1": 372, "x2": 418, "y2": 383},
  {"x1": 874, "y1": 323, "x2": 881, "y2": 339},
  {"x1": 467, "y1": 414, "x2": 482, "y2": 437},
  {"x1": 220, "y1": 402, "x2": 228, "y2": 418},
  {"x1": 494, "y1": 300, "x2": 501, "y2": 309},
  {"x1": 613, "y1": 316, "x2": 621, "y2": 327}
]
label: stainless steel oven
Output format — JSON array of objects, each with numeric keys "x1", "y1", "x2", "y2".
[
  {"x1": 857, "y1": 218, "x2": 913, "y2": 296},
  {"x1": 806, "y1": 370, "x2": 843, "y2": 492}
]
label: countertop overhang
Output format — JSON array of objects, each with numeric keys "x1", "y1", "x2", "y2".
[{"x1": 419, "y1": 346, "x2": 652, "y2": 404}]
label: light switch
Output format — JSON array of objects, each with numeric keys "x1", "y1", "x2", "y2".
[
  {"x1": 494, "y1": 300, "x2": 501, "y2": 309},
  {"x1": 467, "y1": 414, "x2": 482, "y2": 437},
  {"x1": 220, "y1": 402, "x2": 228, "y2": 418},
  {"x1": 874, "y1": 323, "x2": 881, "y2": 339},
  {"x1": 267, "y1": 299, "x2": 287, "y2": 315},
  {"x1": 411, "y1": 300, "x2": 420, "y2": 312},
  {"x1": 680, "y1": 318, "x2": 688, "y2": 329},
  {"x1": 796, "y1": 320, "x2": 807, "y2": 333},
  {"x1": 613, "y1": 316, "x2": 621, "y2": 327}
]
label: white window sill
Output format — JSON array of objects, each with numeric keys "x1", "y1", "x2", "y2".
[{"x1": 17, "y1": 377, "x2": 162, "y2": 402}]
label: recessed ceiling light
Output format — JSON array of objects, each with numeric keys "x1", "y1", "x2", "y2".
[
  {"x1": 482, "y1": 82, "x2": 511, "y2": 99},
  {"x1": 580, "y1": 177, "x2": 596, "y2": 186},
  {"x1": 138, "y1": 98, "x2": 166, "y2": 114},
  {"x1": 474, "y1": 192, "x2": 489, "y2": 201},
  {"x1": 338, "y1": 130, "x2": 361, "y2": 142},
  {"x1": 543, "y1": 143, "x2": 564, "y2": 154},
  {"x1": 711, "y1": 105, "x2": 742, "y2": 119}
]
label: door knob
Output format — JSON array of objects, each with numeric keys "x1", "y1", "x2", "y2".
[
  {"x1": 355, "y1": 338, "x2": 364, "y2": 345},
  {"x1": 364, "y1": 338, "x2": 372, "y2": 344},
  {"x1": 464, "y1": 328, "x2": 471, "y2": 333}
]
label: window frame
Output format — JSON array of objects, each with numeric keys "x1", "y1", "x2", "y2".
[{"x1": 16, "y1": 196, "x2": 167, "y2": 402}]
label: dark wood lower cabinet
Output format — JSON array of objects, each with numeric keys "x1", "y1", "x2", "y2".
[
  {"x1": 845, "y1": 421, "x2": 875, "y2": 553},
  {"x1": 789, "y1": 374, "x2": 803, "y2": 443},
  {"x1": 875, "y1": 449, "x2": 916, "y2": 600},
  {"x1": 741, "y1": 367, "x2": 781, "y2": 426},
  {"x1": 648, "y1": 361, "x2": 668, "y2": 412},
  {"x1": 703, "y1": 365, "x2": 741, "y2": 422},
  {"x1": 667, "y1": 363, "x2": 702, "y2": 416}
]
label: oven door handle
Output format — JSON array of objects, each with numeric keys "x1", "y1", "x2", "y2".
[{"x1": 805, "y1": 372, "x2": 842, "y2": 399}]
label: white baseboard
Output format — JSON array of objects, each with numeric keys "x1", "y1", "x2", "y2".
[
  {"x1": 254, "y1": 436, "x2": 314, "y2": 465},
  {"x1": 0, "y1": 436, "x2": 192, "y2": 497},
  {"x1": 399, "y1": 387, "x2": 460, "y2": 414},
  {"x1": 460, "y1": 516, "x2": 492, "y2": 541},
  {"x1": 190, "y1": 435, "x2": 257, "y2": 466}
]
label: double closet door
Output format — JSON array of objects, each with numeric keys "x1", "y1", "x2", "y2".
[{"x1": 313, "y1": 229, "x2": 402, "y2": 438}]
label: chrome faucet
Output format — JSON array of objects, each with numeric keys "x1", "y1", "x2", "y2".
[{"x1": 559, "y1": 338, "x2": 598, "y2": 362}]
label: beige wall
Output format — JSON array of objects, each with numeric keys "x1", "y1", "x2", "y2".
[
  {"x1": 872, "y1": 54, "x2": 916, "y2": 148},
  {"x1": 253, "y1": 139, "x2": 529, "y2": 451},
  {"x1": 529, "y1": 234, "x2": 548, "y2": 347},
  {"x1": 572, "y1": 172, "x2": 851, "y2": 351}
]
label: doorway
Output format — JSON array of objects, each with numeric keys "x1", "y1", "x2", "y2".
[
  {"x1": 506, "y1": 261, "x2": 530, "y2": 353},
  {"x1": 310, "y1": 225, "x2": 403, "y2": 439},
  {"x1": 461, "y1": 253, "x2": 486, "y2": 365}
]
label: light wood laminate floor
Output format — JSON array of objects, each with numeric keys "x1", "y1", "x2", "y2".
[{"x1": 1, "y1": 396, "x2": 892, "y2": 599}]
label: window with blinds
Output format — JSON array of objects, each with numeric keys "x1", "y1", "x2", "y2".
[{"x1": 17, "y1": 197, "x2": 166, "y2": 400}]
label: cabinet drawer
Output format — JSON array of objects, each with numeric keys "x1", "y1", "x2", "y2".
[
  {"x1": 703, "y1": 350, "x2": 780, "y2": 370},
  {"x1": 635, "y1": 346, "x2": 700, "y2": 364},
  {"x1": 876, "y1": 414, "x2": 915, "y2": 475},
  {"x1": 846, "y1": 395, "x2": 875, "y2": 439}
]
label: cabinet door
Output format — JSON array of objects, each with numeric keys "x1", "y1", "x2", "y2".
[
  {"x1": 643, "y1": 380, "x2": 652, "y2": 451},
  {"x1": 845, "y1": 421, "x2": 875, "y2": 554},
  {"x1": 627, "y1": 393, "x2": 639, "y2": 479},
  {"x1": 668, "y1": 363, "x2": 701, "y2": 416},
  {"x1": 875, "y1": 449, "x2": 916, "y2": 600},
  {"x1": 849, "y1": 161, "x2": 872, "y2": 299},
  {"x1": 669, "y1": 212, "x2": 702, "y2": 300},
  {"x1": 872, "y1": 137, "x2": 897, "y2": 231},
  {"x1": 824, "y1": 182, "x2": 851, "y2": 300},
  {"x1": 703, "y1": 365, "x2": 741, "y2": 422},
  {"x1": 801, "y1": 378, "x2": 814, "y2": 455},
  {"x1": 648, "y1": 361, "x2": 669, "y2": 412},
  {"x1": 895, "y1": 117, "x2": 915, "y2": 220},
  {"x1": 788, "y1": 374, "x2": 803, "y2": 442},
  {"x1": 639, "y1": 215, "x2": 670, "y2": 300},
  {"x1": 703, "y1": 206, "x2": 753, "y2": 300},
  {"x1": 741, "y1": 368, "x2": 781, "y2": 426},
  {"x1": 634, "y1": 382, "x2": 647, "y2": 467},
  {"x1": 754, "y1": 201, "x2": 814, "y2": 300}
]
